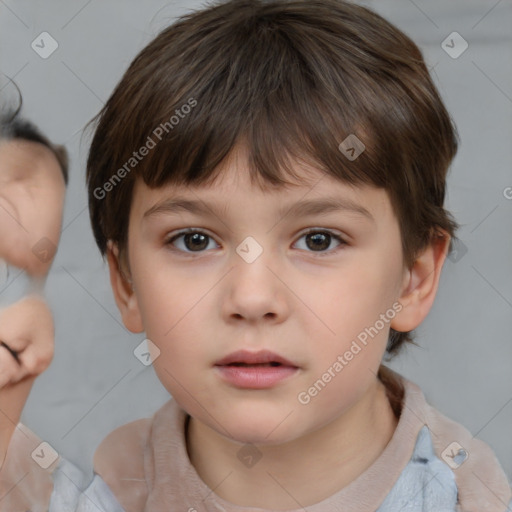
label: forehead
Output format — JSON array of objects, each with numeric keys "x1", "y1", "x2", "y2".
[
  {"x1": 0, "y1": 139, "x2": 59, "y2": 174},
  {"x1": 130, "y1": 146, "x2": 394, "y2": 226}
]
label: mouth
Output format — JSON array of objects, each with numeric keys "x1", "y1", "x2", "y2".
[
  {"x1": 223, "y1": 362, "x2": 284, "y2": 367},
  {"x1": 214, "y1": 350, "x2": 299, "y2": 389},
  {"x1": 214, "y1": 349, "x2": 298, "y2": 368}
]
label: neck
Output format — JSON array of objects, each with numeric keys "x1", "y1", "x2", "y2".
[{"x1": 187, "y1": 378, "x2": 399, "y2": 509}]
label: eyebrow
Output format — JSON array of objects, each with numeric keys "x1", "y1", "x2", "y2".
[{"x1": 143, "y1": 196, "x2": 374, "y2": 223}]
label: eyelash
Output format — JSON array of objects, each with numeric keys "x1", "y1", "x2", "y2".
[{"x1": 164, "y1": 228, "x2": 347, "y2": 258}]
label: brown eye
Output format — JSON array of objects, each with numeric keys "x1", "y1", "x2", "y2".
[
  {"x1": 294, "y1": 229, "x2": 346, "y2": 256},
  {"x1": 306, "y1": 232, "x2": 330, "y2": 251},
  {"x1": 165, "y1": 230, "x2": 218, "y2": 253},
  {"x1": 182, "y1": 232, "x2": 209, "y2": 251}
]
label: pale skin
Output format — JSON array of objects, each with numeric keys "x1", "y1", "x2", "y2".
[
  {"x1": 0, "y1": 297, "x2": 54, "y2": 466},
  {"x1": 108, "y1": 144, "x2": 450, "y2": 509},
  {"x1": 0, "y1": 139, "x2": 66, "y2": 278},
  {"x1": 0, "y1": 139, "x2": 65, "y2": 468}
]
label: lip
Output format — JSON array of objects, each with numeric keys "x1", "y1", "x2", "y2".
[
  {"x1": 214, "y1": 349, "x2": 299, "y2": 389},
  {"x1": 214, "y1": 349, "x2": 297, "y2": 367}
]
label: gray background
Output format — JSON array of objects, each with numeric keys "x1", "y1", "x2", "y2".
[{"x1": 1, "y1": 0, "x2": 511, "y2": 480}]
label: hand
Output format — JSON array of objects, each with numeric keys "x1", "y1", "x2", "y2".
[
  {"x1": 0, "y1": 295, "x2": 54, "y2": 388},
  {"x1": 0, "y1": 295, "x2": 54, "y2": 466}
]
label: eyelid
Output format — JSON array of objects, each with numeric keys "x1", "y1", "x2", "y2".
[{"x1": 165, "y1": 227, "x2": 218, "y2": 243}]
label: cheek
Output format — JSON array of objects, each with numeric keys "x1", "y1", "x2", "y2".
[
  {"x1": 308, "y1": 264, "x2": 389, "y2": 332},
  {"x1": 302, "y1": 257, "x2": 399, "y2": 370},
  {"x1": 134, "y1": 264, "x2": 212, "y2": 361},
  {"x1": 12, "y1": 190, "x2": 59, "y2": 242},
  {"x1": 146, "y1": 294, "x2": 213, "y2": 410},
  {"x1": 39, "y1": 193, "x2": 65, "y2": 240}
]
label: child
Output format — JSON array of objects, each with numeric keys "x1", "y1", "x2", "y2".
[
  {"x1": 0, "y1": 109, "x2": 68, "y2": 509},
  {"x1": 1, "y1": 0, "x2": 511, "y2": 511}
]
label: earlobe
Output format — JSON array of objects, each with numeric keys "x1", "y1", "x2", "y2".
[
  {"x1": 106, "y1": 240, "x2": 144, "y2": 333},
  {"x1": 391, "y1": 231, "x2": 451, "y2": 333}
]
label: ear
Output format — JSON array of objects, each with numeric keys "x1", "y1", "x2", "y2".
[
  {"x1": 391, "y1": 230, "x2": 451, "y2": 332},
  {"x1": 106, "y1": 240, "x2": 144, "y2": 333}
]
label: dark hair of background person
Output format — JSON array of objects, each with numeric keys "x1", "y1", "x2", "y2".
[{"x1": 0, "y1": 77, "x2": 68, "y2": 186}]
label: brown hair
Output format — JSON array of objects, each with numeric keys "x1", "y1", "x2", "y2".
[{"x1": 86, "y1": 0, "x2": 459, "y2": 356}]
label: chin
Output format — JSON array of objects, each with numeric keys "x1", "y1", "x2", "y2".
[{"x1": 219, "y1": 414, "x2": 303, "y2": 447}]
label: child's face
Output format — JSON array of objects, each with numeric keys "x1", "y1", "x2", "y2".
[
  {"x1": 0, "y1": 140, "x2": 66, "y2": 277},
  {"x1": 116, "y1": 145, "x2": 411, "y2": 445}
]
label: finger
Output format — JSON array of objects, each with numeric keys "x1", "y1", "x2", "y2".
[
  {"x1": 0, "y1": 345, "x2": 21, "y2": 388},
  {"x1": 0, "y1": 341, "x2": 20, "y2": 365},
  {"x1": 0, "y1": 320, "x2": 31, "y2": 355},
  {"x1": 12, "y1": 339, "x2": 54, "y2": 383},
  {"x1": 0, "y1": 297, "x2": 54, "y2": 348}
]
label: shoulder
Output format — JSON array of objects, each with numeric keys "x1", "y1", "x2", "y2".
[
  {"x1": 0, "y1": 422, "x2": 59, "y2": 511},
  {"x1": 93, "y1": 399, "x2": 187, "y2": 511},
  {"x1": 403, "y1": 378, "x2": 512, "y2": 512},
  {"x1": 93, "y1": 417, "x2": 152, "y2": 512}
]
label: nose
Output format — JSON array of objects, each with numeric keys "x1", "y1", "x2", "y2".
[{"x1": 221, "y1": 241, "x2": 289, "y2": 325}]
